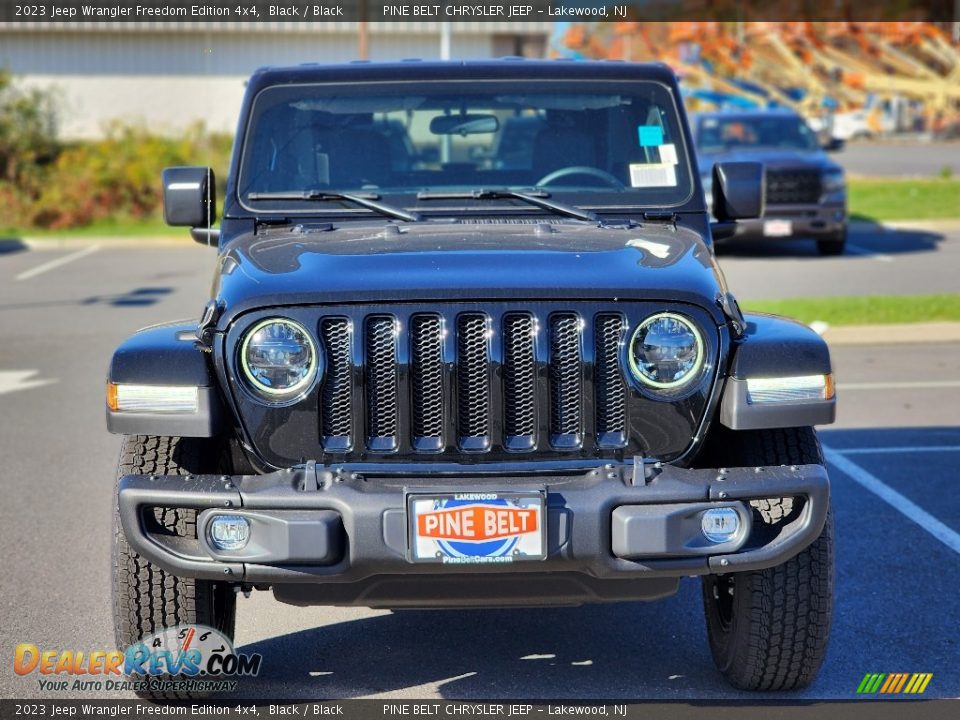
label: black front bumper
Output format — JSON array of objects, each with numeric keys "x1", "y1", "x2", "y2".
[
  {"x1": 117, "y1": 462, "x2": 828, "y2": 608},
  {"x1": 727, "y1": 201, "x2": 846, "y2": 240}
]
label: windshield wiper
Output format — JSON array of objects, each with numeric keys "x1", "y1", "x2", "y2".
[
  {"x1": 416, "y1": 189, "x2": 599, "y2": 223},
  {"x1": 246, "y1": 190, "x2": 422, "y2": 222}
]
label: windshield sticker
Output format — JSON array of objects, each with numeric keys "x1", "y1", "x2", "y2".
[
  {"x1": 637, "y1": 125, "x2": 664, "y2": 147},
  {"x1": 630, "y1": 163, "x2": 677, "y2": 188},
  {"x1": 658, "y1": 143, "x2": 678, "y2": 165}
]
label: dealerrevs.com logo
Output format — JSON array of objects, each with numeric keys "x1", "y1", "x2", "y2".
[{"x1": 14, "y1": 624, "x2": 262, "y2": 693}]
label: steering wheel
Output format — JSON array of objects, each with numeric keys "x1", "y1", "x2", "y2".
[{"x1": 536, "y1": 166, "x2": 625, "y2": 189}]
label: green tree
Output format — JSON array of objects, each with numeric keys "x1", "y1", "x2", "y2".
[{"x1": 0, "y1": 69, "x2": 59, "y2": 183}]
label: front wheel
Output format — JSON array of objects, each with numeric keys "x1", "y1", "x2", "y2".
[
  {"x1": 816, "y1": 227, "x2": 847, "y2": 256},
  {"x1": 701, "y1": 427, "x2": 834, "y2": 690},
  {"x1": 112, "y1": 435, "x2": 237, "y2": 699}
]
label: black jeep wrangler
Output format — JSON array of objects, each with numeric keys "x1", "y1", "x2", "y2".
[{"x1": 107, "y1": 60, "x2": 836, "y2": 692}]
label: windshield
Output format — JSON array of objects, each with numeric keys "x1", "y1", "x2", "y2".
[
  {"x1": 238, "y1": 79, "x2": 694, "y2": 214},
  {"x1": 696, "y1": 115, "x2": 819, "y2": 152}
]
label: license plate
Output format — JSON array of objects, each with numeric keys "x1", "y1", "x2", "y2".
[
  {"x1": 407, "y1": 491, "x2": 546, "y2": 564},
  {"x1": 763, "y1": 219, "x2": 793, "y2": 237}
]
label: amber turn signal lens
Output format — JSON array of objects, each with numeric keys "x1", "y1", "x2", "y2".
[
  {"x1": 106, "y1": 382, "x2": 119, "y2": 412},
  {"x1": 823, "y1": 373, "x2": 837, "y2": 400},
  {"x1": 824, "y1": 373, "x2": 836, "y2": 400}
]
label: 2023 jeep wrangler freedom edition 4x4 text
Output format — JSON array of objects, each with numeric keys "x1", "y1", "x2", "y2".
[{"x1": 107, "y1": 60, "x2": 836, "y2": 695}]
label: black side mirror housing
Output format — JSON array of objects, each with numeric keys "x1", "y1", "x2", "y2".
[
  {"x1": 162, "y1": 167, "x2": 216, "y2": 228},
  {"x1": 712, "y1": 162, "x2": 764, "y2": 221}
]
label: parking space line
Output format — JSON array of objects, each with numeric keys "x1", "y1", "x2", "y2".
[
  {"x1": 836, "y1": 446, "x2": 960, "y2": 455},
  {"x1": 0, "y1": 370, "x2": 57, "y2": 396},
  {"x1": 839, "y1": 380, "x2": 960, "y2": 391},
  {"x1": 823, "y1": 446, "x2": 960, "y2": 555},
  {"x1": 15, "y1": 244, "x2": 101, "y2": 281},
  {"x1": 845, "y1": 243, "x2": 893, "y2": 262}
]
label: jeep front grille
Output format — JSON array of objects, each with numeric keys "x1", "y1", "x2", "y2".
[
  {"x1": 317, "y1": 305, "x2": 632, "y2": 456},
  {"x1": 765, "y1": 168, "x2": 822, "y2": 205}
]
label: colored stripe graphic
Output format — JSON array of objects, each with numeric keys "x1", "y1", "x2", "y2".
[
  {"x1": 857, "y1": 672, "x2": 932, "y2": 694},
  {"x1": 856, "y1": 673, "x2": 886, "y2": 694},
  {"x1": 879, "y1": 674, "x2": 897, "y2": 693},
  {"x1": 894, "y1": 674, "x2": 909, "y2": 693}
]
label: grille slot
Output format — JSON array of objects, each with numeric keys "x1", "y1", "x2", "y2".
[
  {"x1": 765, "y1": 168, "x2": 822, "y2": 204},
  {"x1": 365, "y1": 316, "x2": 399, "y2": 451},
  {"x1": 456, "y1": 313, "x2": 491, "y2": 450},
  {"x1": 549, "y1": 313, "x2": 583, "y2": 448},
  {"x1": 320, "y1": 318, "x2": 353, "y2": 451},
  {"x1": 595, "y1": 314, "x2": 627, "y2": 447},
  {"x1": 410, "y1": 314, "x2": 444, "y2": 451},
  {"x1": 502, "y1": 313, "x2": 537, "y2": 450}
]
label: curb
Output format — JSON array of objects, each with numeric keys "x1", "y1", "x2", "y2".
[{"x1": 821, "y1": 322, "x2": 960, "y2": 346}]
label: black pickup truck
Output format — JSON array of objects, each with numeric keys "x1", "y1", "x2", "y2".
[
  {"x1": 693, "y1": 108, "x2": 848, "y2": 256},
  {"x1": 107, "y1": 60, "x2": 836, "y2": 694}
]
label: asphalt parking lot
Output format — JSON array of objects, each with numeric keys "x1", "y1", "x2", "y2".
[
  {"x1": 838, "y1": 140, "x2": 960, "y2": 178},
  {"x1": 718, "y1": 221, "x2": 960, "y2": 299},
  {"x1": 0, "y1": 233, "x2": 957, "y2": 701}
]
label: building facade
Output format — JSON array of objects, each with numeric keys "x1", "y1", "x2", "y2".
[{"x1": 0, "y1": 22, "x2": 550, "y2": 138}]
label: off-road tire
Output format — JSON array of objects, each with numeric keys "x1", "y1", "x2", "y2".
[
  {"x1": 816, "y1": 228, "x2": 847, "y2": 256},
  {"x1": 111, "y1": 435, "x2": 236, "y2": 699},
  {"x1": 701, "y1": 427, "x2": 834, "y2": 691}
]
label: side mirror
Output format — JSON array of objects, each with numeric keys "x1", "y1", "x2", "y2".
[
  {"x1": 712, "y1": 162, "x2": 764, "y2": 221},
  {"x1": 822, "y1": 137, "x2": 845, "y2": 152},
  {"x1": 162, "y1": 167, "x2": 216, "y2": 228}
]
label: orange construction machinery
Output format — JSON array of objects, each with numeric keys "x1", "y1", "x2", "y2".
[{"x1": 556, "y1": 22, "x2": 960, "y2": 138}]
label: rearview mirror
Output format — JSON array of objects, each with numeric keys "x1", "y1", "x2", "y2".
[
  {"x1": 162, "y1": 166, "x2": 216, "y2": 228},
  {"x1": 712, "y1": 162, "x2": 764, "y2": 221},
  {"x1": 429, "y1": 114, "x2": 499, "y2": 136}
]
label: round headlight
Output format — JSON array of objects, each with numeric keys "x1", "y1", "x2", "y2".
[
  {"x1": 240, "y1": 318, "x2": 318, "y2": 399},
  {"x1": 628, "y1": 313, "x2": 704, "y2": 390}
]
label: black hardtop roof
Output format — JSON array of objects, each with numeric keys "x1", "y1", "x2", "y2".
[{"x1": 247, "y1": 58, "x2": 678, "y2": 92}]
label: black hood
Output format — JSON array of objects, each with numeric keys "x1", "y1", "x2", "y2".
[{"x1": 212, "y1": 220, "x2": 728, "y2": 321}]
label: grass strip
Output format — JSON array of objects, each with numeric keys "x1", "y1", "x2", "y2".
[
  {"x1": 848, "y1": 178, "x2": 960, "y2": 221},
  {"x1": 742, "y1": 294, "x2": 960, "y2": 326}
]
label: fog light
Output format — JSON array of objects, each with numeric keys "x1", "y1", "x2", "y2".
[
  {"x1": 209, "y1": 515, "x2": 250, "y2": 551},
  {"x1": 701, "y1": 508, "x2": 741, "y2": 544}
]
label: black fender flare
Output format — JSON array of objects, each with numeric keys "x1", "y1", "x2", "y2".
[
  {"x1": 720, "y1": 312, "x2": 836, "y2": 430},
  {"x1": 106, "y1": 320, "x2": 223, "y2": 437}
]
